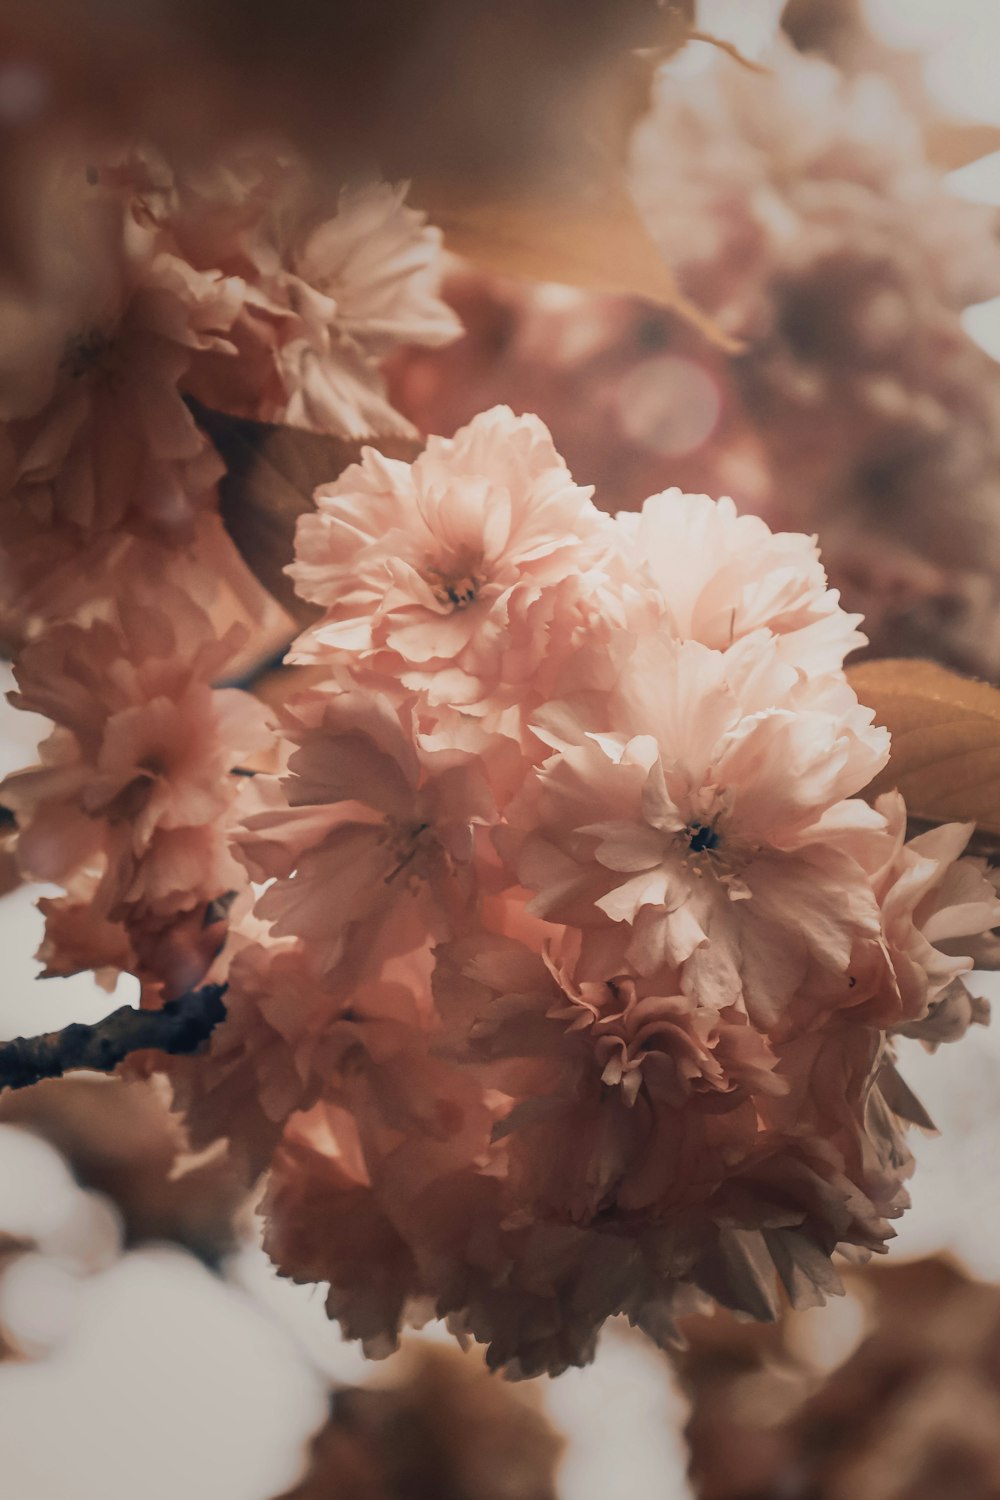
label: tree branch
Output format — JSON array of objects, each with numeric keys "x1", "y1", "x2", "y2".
[{"x1": 0, "y1": 985, "x2": 227, "y2": 1094}]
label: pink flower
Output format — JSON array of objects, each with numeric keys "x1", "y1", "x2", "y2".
[
  {"x1": 6, "y1": 154, "x2": 242, "y2": 539},
  {"x1": 506, "y1": 633, "x2": 889, "y2": 1026},
  {"x1": 3, "y1": 590, "x2": 268, "y2": 992},
  {"x1": 182, "y1": 175, "x2": 460, "y2": 439},
  {"x1": 435, "y1": 919, "x2": 785, "y2": 1219},
  {"x1": 237, "y1": 686, "x2": 496, "y2": 977},
  {"x1": 856, "y1": 791, "x2": 999, "y2": 1042},
  {"x1": 35, "y1": 881, "x2": 136, "y2": 991},
  {"x1": 261, "y1": 1102, "x2": 425, "y2": 1357},
  {"x1": 622, "y1": 488, "x2": 865, "y2": 674},
  {"x1": 5, "y1": 276, "x2": 978, "y2": 1378},
  {"x1": 289, "y1": 406, "x2": 621, "y2": 709},
  {"x1": 287, "y1": 182, "x2": 462, "y2": 412},
  {"x1": 170, "y1": 928, "x2": 337, "y2": 1179},
  {"x1": 630, "y1": 39, "x2": 1000, "y2": 341}
]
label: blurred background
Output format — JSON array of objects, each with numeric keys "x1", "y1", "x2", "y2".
[{"x1": 5, "y1": 0, "x2": 1000, "y2": 1495}]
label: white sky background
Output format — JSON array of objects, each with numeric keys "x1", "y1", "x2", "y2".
[{"x1": 3, "y1": 3, "x2": 1000, "y2": 1496}]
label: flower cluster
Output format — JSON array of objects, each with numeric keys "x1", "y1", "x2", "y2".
[
  {"x1": 1, "y1": 137, "x2": 458, "y2": 1001},
  {"x1": 630, "y1": 38, "x2": 1000, "y2": 346},
  {"x1": 389, "y1": 38, "x2": 1000, "y2": 678},
  {"x1": 3, "y1": 124, "x2": 997, "y2": 1378},
  {"x1": 629, "y1": 37, "x2": 1000, "y2": 675},
  {"x1": 0, "y1": 142, "x2": 458, "y2": 644},
  {"x1": 172, "y1": 406, "x2": 998, "y2": 1375}
]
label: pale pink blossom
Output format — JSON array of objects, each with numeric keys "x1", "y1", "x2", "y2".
[
  {"x1": 630, "y1": 39, "x2": 1000, "y2": 342},
  {"x1": 289, "y1": 406, "x2": 621, "y2": 710},
  {"x1": 261, "y1": 1102, "x2": 427, "y2": 1357},
  {"x1": 1, "y1": 275, "x2": 983, "y2": 1380},
  {"x1": 5, "y1": 153, "x2": 242, "y2": 539},
  {"x1": 170, "y1": 929, "x2": 338, "y2": 1179},
  {"x1": 507, "y1": 633, "x2": 889, "y2": 1026},
  {"x1": 182, "y1": 175, "x2": 461, "y2": 439},
  {"x1": 435, "y1": 918, "x2": 785, "y2": 1217},
  {"x1": 229, "y1": 431, "x2": 997, "y2": 1373},
  {"x1": 237, "y1": 686, "x2": 495, "y2": 977},
  {"x1": 2, "y1": 590, "x2": 268, "y2": 992},
  {"x1": 35, "y1": 881, "x2": 136, "y2": 992},
  {"x1": 622, "y1": 488, "x2": 865, "y2": 674},
  {"x1": 254, "y1": 921, "x2": 919, "y2": 1373},
  {"x1": 857, "y1": 791, "x2": 999, "y2": 1042}
]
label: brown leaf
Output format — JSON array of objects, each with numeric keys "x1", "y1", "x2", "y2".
[
  {"x1": 414, "y1": 177, "x2": 737, "y2": 349},
  {"x1": 686, "y1": 30, "x2": 769, "y2": 72},
  {"x1": 189, "y1": 402, "x2": 421, "y2": 625},
  {"x1": 926, "y1": 121, "x2": 1000, "y2": 172},
  {"x1": 409, "y1": 6, "x2": 736, "y2": 352},
  {"x1": 847, "y1": 658, "x2": 1000, "y2": 837}
]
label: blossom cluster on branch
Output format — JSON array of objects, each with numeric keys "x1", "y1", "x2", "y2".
[
  {"x1": 2, "y1": 126, "x2": 999, "y2": 1379},
  {"x1": 171, "y1": 408, "x2": 995, "y2": 1375},
  {"x1": 0, "y1": 143, "x2": 458, "y2": 645},
  {"x1": 0, "y1": 137, "x2": 459, "y2": 1000}
]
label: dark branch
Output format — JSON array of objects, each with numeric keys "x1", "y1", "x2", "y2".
[{"x1": 0, "y1": 985, "x2": 227, "y2": 1094}]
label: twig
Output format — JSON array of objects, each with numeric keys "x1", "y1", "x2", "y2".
[
  {"x1": 686, "y1": 31, "x2": 769, "y2": 73},
  {"x1": 0, "y1": 985, "x2": 227, "y2": 1094}
]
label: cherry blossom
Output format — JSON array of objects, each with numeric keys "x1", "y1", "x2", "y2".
[
  {"x1": 3, "y1": 589, "x2": 268, "y2": 992},
  {"x1": 289, "y1": 405, "x2": 622, "y2": 712}
]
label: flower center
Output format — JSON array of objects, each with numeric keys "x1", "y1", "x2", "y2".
[
  {"x1": 96, "y1": 771, "x2": 157, "y2": 823},
  {"x1": 686, "y1": 822, "x2": 720, "y2": 854},
  {"x1": 60, "y1": 328, "x2": 121, "y2": 388},
  {"x1": 380, "y1": 818, "x2": 432, "y2": 886},
  {"x1": 423, "y1": 563, "x2": 483, "y2": 611}
]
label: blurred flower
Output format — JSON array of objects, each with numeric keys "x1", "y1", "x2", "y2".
[
  {"x1": 390, "y1": 39, "x2": 1000, "y2": 678},
  {"x1": 275, "y1": 1342, "x2": 563, "y2": 1500},
  {"x1": 179, "y1": 173, "x2": 460, "y2": 440},
  {"x1": 681, "y1": 1257, "x2": 1000, "y2": 1500},
  {"x1": 2, "y1": 151, "x2": 240, "y2": 536},
  {"x1": 2, "y1": 589, "x2": 267, "y2": 994}
]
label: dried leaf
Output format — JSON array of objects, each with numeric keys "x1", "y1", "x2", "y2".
[
  {"x1": 847, "y1": 658, "x2": 1000, "y2": 837},
  {"x1": 415, "y1": 177, "x2": 736, "y2": 349},
  {"x1": 926, "y1": 121, "x2": 1000, "y2": 172},
  {"x1": 190, "y1": 402, "x2": 421, "y2": 624},
  {"x1": 685, "y1": 30, "x2": 769, "y2": 72},
  {"x1": 409, "y1": 7, "x2": 736, "y2": 352}
]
